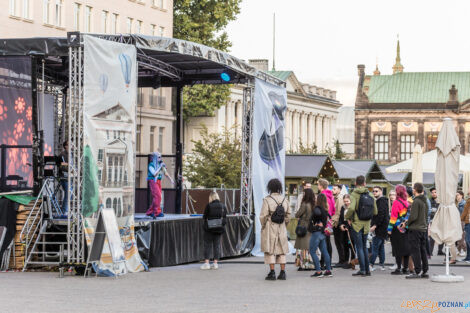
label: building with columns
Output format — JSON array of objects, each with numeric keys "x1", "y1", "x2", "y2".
[
  {"x1": 184, "y1": 59, "x2": 342, "y2": 153},
  {"x1": 355, "y1": 40, "x2": 470, "y2": 163}
]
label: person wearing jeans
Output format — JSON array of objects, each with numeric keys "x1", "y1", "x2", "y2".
[
  {"x1": 345, "y1": 175, "x2": 377, "y2": 277},
  {"x1": 308, "y1": 193, "x2": 332, "y2": 278},
  {"x1": 369, "y1": 186, "x2": 389, "y2": 271}
]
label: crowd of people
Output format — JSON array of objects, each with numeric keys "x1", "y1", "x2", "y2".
[{"x1": 256, "y1": 176, "x2": 470, "y2": 280}]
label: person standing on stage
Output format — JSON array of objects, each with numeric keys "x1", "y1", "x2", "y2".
[
  {"x1": 58, "y1": 141, "x2": 69, "y2": 216},
  {"x1": 201, "y1": 191, "x2": 227, "y2": 270},
  {"x1": 146, "y1": 152, "x2": 174, "y2": 218},
  {"x1": 260, "y1": 178, "x2": 291, "y2": 280}
]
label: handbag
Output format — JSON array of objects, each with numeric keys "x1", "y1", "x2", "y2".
[
  {"x1": 295, "y1": 224, "x2": 307, "y2": 237},
  {"x1": 207, "y1": 218, "x2": 223, "y2": 229},
  {"x1": 324, "y1": 219, "x2": 334, "y2": 236}
]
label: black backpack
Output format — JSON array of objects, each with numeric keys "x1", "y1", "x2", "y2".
[
  {"x1": 269, "y1": 196, "x2": 286, "y2": 224},
  {"x1": 357, "y1": 192, "x2": 374, "y2": 221}
]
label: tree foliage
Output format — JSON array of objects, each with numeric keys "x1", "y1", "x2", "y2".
[
  {"x1": 184, "y1": 126, "x2": 241, "y2": 188},
  {"x1": 173, "y1": 0, "x2": 243, "y2": 119}
]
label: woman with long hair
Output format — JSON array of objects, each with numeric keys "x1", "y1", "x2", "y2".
[
  {"x1": 308, "y1": 193, "x2": 332, "y2": 277},
  {"x1": 388, "y1": 190, "x2": 396, "y2": 214},
  {"x1": 387, "y1": 184, "x2": 411, "y2": 275},
  {"x1": 294, "y1": 188, "x2": 315, "y2": 270},
  {"x1": 338, "y1": 194, "x2": 356, "y2": 268},
  {"x1": 260, "y1": 178, "x2": 291, "y2": 280}
]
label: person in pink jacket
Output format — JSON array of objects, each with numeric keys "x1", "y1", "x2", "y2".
[
  {"x1": 318, "y1": 178, "x2": 336, "y2": 216},
  {"x1": 317, "y1": 178, "x2": 335, "y2": 266}
]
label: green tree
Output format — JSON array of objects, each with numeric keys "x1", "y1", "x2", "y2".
[
  {"x1": 173, "y1": 0, "x2": 243, "y2": 119},
  {"x1": 184, "y1": 126, "x2": 241, "y2": 188}
]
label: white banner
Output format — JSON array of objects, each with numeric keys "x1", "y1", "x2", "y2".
[
  {"x1": 252, "y1": 78, "x2": 287, "y2": 255},
  {"x1": 83, "y1": 35, "x2": 146, "y2": 274}
]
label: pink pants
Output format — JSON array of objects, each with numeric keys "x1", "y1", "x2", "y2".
[{"x1": 146, "y1": 179, "x2": 162, "y2": 216}]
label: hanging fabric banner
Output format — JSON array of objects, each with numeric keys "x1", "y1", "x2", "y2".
[
  {"x1": 251, "y1": 78, "x2": 287, "y2": 255},
  {"x1": 83, "y1": 35, "x2": 146, "y2": 274}
]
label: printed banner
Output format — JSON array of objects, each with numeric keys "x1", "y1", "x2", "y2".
[
  {"x1": 0, "y1": 56, "x2": 33, "y2": 192},
  {"x1": 83, "y1": 35, "x2": 146, "y2": 274},
  {"x1": 252, "y1": 78, "x2": 287, "y2": 255}
]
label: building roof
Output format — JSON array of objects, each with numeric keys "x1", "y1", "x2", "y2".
[
  {"x1": 285, "y1": 154, "x2": 329, "y2": 178},
  {"x1": 333, "y1": 160, "x2": 385, "y2": 181},
  {"x1": 364, "y1": 72, "x2": 470, "y2": 104},
  {"x1": 268, "y1": 71, "x2": 293, "y2": 82},
  {"x1": 379, "y1": 165, "x2": 409, "y2": 184}
]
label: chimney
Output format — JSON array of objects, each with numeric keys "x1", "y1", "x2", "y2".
[
  {"x1": 248, "y1": 59, "x2": 269, "y2": 72},
  {"x1": 447, "y1": 85, "x2": 459, "y2": 107}
]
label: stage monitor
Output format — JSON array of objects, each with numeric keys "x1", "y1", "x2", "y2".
[{"x1": 0, "y1": 56, "x2": 33, "y2": 193}]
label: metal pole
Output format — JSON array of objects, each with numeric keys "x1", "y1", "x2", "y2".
[{"x1": 175, "y1": 86, "x2": 183, "y2": 214}]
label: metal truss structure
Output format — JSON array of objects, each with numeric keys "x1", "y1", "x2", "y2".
[
  {"x1": 67, "y1": 43, "x2": 85, "y2": 265},
  {"x1": 240, "y1": 83, "x2": 255, "y2": 215}
]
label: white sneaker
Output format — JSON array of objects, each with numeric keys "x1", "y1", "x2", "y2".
[
  {"x1": 211, "y1": 263, "x2": 219, "y2": 270},
  {"x1": 389, "y1": 264, "x2": 398, "y2": 270},
  {"x1": 369, "y1": 265, "x2": 376, "y2": 272},
  {"x1": 381, "y1": 266, "x2": 386, "y2": 271},
  {"x1": 459, "y1": 251, "x2": 466, "y2": 257},
  {"x1": 200, "y1": 263, "x2": 211, "y2": 270},
  {"x1": 465, "y1": 260, "x2": 470, "y2": 264}
]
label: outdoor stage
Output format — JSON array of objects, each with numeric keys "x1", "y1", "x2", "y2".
[{"x1": 134, "y1": 213, "x2": 254, "y2": 267}]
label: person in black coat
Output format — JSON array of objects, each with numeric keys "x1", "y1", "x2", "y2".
[
  {"x1": 369, "y1": 186, "x2": 390, "y2": 271},
  {"x1": 201, "y1": 192, "x2": 227, "y2": 270}
]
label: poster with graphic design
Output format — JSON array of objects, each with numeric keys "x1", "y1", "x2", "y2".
[
  {"x1": 251, "y1": 78, "x2": 287, "y2": 255},
  {"x1": 83, "y1": 35, "x2": 146, "y2": 274},
  {"x1": 0, "y1": 56, "x2": 33, "y2": 192}
]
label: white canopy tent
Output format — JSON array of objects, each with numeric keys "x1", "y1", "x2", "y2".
[{"x1": 386, "y1": 149, "x2": 470, "y2": 174}]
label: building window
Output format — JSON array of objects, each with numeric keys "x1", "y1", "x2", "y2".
[
  {"x1": 85, "y1": 6, "x2": 92, "y2": 32},
  {"x1": 159, "y1": 26, "x2": 164, "y2": 37},
  {"x1": 101, "y1": 10, "x2": 108, "y2": 33},
  {"x1": 151, "y1": 24, "x2": 156, "y2": 36},
  {"x1": 136, "y1": 20, "x2": 143, "y2": 34},
  {"x1": 106, "y1": 198, "x2": 111, "y2": 208},
  {"x1": 150, "y1": 126, "x2": 155, "y2": 152},
  {"x1": 107, "y1": 156, "x2": 113, "y2": 182},
  {"x1": 114, "y1": 156, "x2": 119, "y2": 183},
  {"x1": 374, "y1": 134, "x2": 389, "y2": 161},
  {"x1": 126, "y1": 17, "x2": 133, "y2": 33},
  {"x1": 54, "y1": 0, "x2": 63, "y2": 26},
  {"x1": 136, "y1": 125, "x2": 141, "y2": 152},
  {"x1": 97, "y1": 149, "x2": 104, "y2": 162},
  {"x1": 427, "y1": 133, "x2": 438, "y2": 151},
  {"x1": 400, "y1": 135, "x2": 415, "y2": 160},
  {"x1": 158, "y1": 127, "x2": 164, "y2": 152},
  {"x1": 97, "y1": 169, "x2": 102, "y2": 182},
  {"x1": 137, "y1": 88, "x2": 144, "y2": 106},
  {"x1": 111, "y1": 13, "x2": 118, "y2": 34},
  {"x1": 74, "y1": 3, "x2": 81, "y2": 31},
  {"x1": 153, "y1": 0, "x2": 163, "y2": 8},
  {"x1": 23, "y1": 0, "x2": 31, "y2": 19},
  {"x1": 112, "y1": 198, "x2": 117, "y2": 211},
  {"x1": 43, "y1": 0, "x2": 51, "y2": 23}
]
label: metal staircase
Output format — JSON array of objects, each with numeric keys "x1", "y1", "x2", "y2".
[{"x1": 19, "y1": 178, "x2": 68, "y2": 271}]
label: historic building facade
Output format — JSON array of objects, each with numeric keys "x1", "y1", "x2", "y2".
[
  {"x1": 355, "y1": 40, "x2": 470, "y2": 163},
  {"x1": 3, "y1": 0, "x2": 175, "y2": 188},
  {"x1": 184, "y1": 59, "x2": 342, "y2": 153}
]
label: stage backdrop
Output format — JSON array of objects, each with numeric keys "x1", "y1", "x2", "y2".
[
  {"x1": 0, "y1": 56, "x2": 33, "y2": 192},
  {"x1": 83, "y1": 35, "x2": 146, "y2": 274},
  {"x1": 252, "y1": 78, "x2": 287, "y2": 255}
]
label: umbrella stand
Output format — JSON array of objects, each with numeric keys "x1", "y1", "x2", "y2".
[{"x1": 431, "y1": 243, "x2": 464, "y2": 283}]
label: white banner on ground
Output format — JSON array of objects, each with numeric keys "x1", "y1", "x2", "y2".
[
  {"x1": 83, "y1": 35, "x2": 146, "y2": 275},
  {"x1": 252, "y1": 78, "x2": 287, "y2": 256}
]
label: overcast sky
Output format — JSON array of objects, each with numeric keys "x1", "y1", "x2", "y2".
[{"x1": 225, "y1": 0, "x2": 470, "y2": 106}]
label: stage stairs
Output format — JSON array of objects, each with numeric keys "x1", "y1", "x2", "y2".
[{"x1": 17, "y1": 178, "x2": 68, "y2": 271}]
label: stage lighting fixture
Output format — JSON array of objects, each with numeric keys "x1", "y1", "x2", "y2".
[{"x1": 220, "y1": 72, "x2": 231, "y2": 82}]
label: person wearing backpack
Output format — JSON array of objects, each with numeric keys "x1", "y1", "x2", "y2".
[
  {"x1": 308, "y1": 193, "x2": 333, "y2": 277},
  {"x1": 201, "y1": 191, "x2": 227, "y2": 270},
  {"x1": 345, "y1": 175, "x2": 377, "y2": 277},
  {"x1": 387, "y1": 184, "x2": 411, "y2": 275},
  {"x1": 260, "y1": 178, "x2": 291, "y2": 281}
]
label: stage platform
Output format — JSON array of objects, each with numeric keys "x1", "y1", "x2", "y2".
[{"x1": 134, "y1": 213, "x2": 254, "y2": 267}]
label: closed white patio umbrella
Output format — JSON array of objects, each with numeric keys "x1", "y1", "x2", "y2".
[
  {"x1": 430, "y1": 118, "x2": 464, "y2": 282},
  {"x1": 411, "y1": 144, "x2": 423, "y2": 186}
]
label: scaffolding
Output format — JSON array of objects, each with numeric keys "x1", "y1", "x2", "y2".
[{"x1": 240, "y1": 83, "x2": 255, "y2": 215}]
